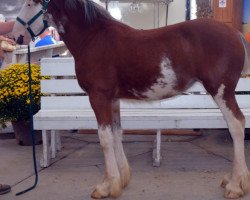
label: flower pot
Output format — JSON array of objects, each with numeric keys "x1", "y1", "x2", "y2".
[{"x1": 12, "y1": 121, "x2": 42, "y2": 146}]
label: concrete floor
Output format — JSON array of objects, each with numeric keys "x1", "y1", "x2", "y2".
[{"x1": 0, "y1": 129, "x2": 250, "y2": 200}]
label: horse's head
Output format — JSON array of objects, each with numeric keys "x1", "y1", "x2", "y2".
[{"x1": 13, "y1": 0, "x2": 50, "y2": 45}]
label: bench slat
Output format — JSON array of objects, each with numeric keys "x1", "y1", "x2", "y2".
[
  {"x1": 41, "y1": 94, "x2": 250, "y2": 109},
  {"x1": 41, "y1": 57, "x2": 75, "y2": 76},
  {"x1": 41, "y1": 79, "x2": 250, "y2": 94},
  {"x1": 187, "y1": 79, "x2": 250, "y2": 92},
  {"x1": 36, "y1": 108, "x2": 248, "y2": 116},
  {"x1": 34, "y1": 109, "x2": 250, "y2": 130},
  {"x1": 41, "y1": 80, "x2": 85, "y2": 94}
]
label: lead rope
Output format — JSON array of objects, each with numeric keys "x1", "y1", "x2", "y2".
[{"x1": 16, "y1": 45, "x2": 39, "y2": 196}]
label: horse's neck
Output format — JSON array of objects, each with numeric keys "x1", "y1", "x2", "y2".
[
  {"x1": 59, "y1": 23, "x2": 94, "y2": 56},
  {"x1": 59, "y1": 18, "x2": 123, "y2": 57}
]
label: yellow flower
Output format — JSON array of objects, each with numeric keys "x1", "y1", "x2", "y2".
[{"x1": 0, "y1": 63, "x2": 50, "y2": 122}]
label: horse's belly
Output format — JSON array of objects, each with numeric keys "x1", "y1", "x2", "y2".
[
  {"x1": 140, "y1": 82, "x2": 179, "y2": 100},
  {"x1": 135, "y1": 81, "x2": 179, "y2": 101}
]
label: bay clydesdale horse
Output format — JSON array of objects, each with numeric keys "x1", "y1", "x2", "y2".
[{"x1": 13, "y1": 0, "x2": 250, "y2": 198}]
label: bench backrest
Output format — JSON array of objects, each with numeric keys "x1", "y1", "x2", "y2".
[
  {"x1": 40, "y1": 57, "x2": 250, "y2": 110},
  {"x1": 12, "y1": 42, "x2": 69, "y2": 65}
]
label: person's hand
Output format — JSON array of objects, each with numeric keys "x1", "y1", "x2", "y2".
[
  {"x1": 5, "y1": 37, "x2": 16, "y2": 45},
  {"x1": 0, "y1": 35, "x2": 16, "y2": 45}
]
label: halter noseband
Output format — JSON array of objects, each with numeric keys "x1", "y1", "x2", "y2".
[{"x1": 16, "y1": 0, "x2": 50, "y2": 41}]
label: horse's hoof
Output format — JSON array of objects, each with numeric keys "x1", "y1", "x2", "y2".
[
  {"x1": 91, "y1": 181, "x2": 110, "y2": 199},
  {"x1": 240, "y1": 171, "x2": 250, "y2": 193},
  {"x1": 224, "y1": 181, "x2": 244, "y2": 199},
  {"x1": 224, "y1": 189, "x2": 243, "y2": 199},
  {"x1": 120, "y1": 165, "x2": 132, "y2": 188},
  {"x1": 91, "y1": 177, "x2": 122, "y2": 199},
  {"x1": 110, "y1": 177, "x2": 122, "y2": 198},
  {"x1": 221, "y1": 173, "x2": 231, "y2": 188},
  {"x1": 91, "y1": 189, "x2": 105, "y2": 199}
]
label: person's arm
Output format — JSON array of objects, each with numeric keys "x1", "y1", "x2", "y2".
[{"x1": 0, "y1": 21, "x2": 15, "y2": 35}]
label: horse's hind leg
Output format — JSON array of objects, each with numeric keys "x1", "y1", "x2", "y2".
[
  {"x1": 212, "y1": 84, "x2": 250, "y2": 198},
  {"x1": 112, "y1": 99, "x2": 131, "y2": 188},
  {"x1": 89, "y1": 94, "x2": 122, "y2": 199}
]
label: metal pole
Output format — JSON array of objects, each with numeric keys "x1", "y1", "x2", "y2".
[{"x1": 186, "y1": 0, "x2": 191, "y2": 20}]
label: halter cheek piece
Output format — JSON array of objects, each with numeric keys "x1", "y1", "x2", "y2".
[{"x1": 16, "y1": 0, "x2": 50, "y2": 41}]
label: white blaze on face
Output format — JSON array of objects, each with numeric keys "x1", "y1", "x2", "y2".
[{"x1": 142, "y1": 57, "x2": 178, "y2": 100}]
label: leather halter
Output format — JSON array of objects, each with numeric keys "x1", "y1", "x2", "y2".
[{"x1": 16, "y1": 0, "x2": 50, "y2": 41}]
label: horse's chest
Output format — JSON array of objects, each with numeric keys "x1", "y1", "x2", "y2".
[{"x1": 131, "y1": 58, "x2": 179, "y2": 100}]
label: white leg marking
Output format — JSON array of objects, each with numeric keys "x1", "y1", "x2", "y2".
[
  {"x1": 98, "y1": 126, "x2": 120, "y2": 179},
  {"x1": 112, "y1": 126, "x2": 131, "y2": 188},
  {"x1": 112, "y1": 100, "x2": 131, "y2": 188},
  {"x1": 91, "y1": 125, "x2": 122, "y2": 198},
  {"x1": 214, "y1": 85, "x2": 248, "y2": 177},
  {"x1": 214, "y1": 84, "x2": 250, "y2": 198}
]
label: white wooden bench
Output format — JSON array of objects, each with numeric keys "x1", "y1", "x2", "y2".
[{"x1": 34, "y1": 57, "x2": 250, "y2": 168}]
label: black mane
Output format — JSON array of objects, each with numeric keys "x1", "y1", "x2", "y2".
[{"x1": 65, "y1": 0, "x2": 112, "y2": 23}]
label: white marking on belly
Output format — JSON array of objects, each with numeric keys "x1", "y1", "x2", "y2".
[{"x1": 142, "y1": 57, "x2": 178, "y2": 100}]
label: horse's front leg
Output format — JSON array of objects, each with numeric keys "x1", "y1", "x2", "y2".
[
  {"x1": 89, "y1": 94, "x2": 122, "y2": 199},
  {"x1": 112, "y1": 99, "x2": 131, "y2": 188}
]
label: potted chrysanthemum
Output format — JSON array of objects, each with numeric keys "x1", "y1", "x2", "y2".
[{"x1": 0, "y1": 63, "x2": 47, "y2": 145}]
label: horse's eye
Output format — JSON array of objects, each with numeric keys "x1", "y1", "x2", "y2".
[{"x1": 27, "y1": 4, "x2": 31, "y2": 6}]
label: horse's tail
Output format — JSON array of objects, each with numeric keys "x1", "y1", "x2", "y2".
[{"x1": 239, "y1": 33, "x2": 250, "y2": 75}]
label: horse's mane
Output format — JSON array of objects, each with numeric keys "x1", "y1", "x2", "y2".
[{"x1": 65, "y1": 0, "x2": 112, "y2": 23}]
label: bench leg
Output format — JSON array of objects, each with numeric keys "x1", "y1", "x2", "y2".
[
  {"x1": 51, "y1": 130, "x2": 56, "y2": 159},
  {"x1": 51, "y1": 130, "x2": 62, "y2": 159},
  {"x1": 56, "y1": 131, "x2": 62, "y2": 151},
  {"x1": 40, "y1": 130, "x2": 51, "y2": 168},
  {"x1": 153, "y1": 130, "x2": 161, "y2": 167}
]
